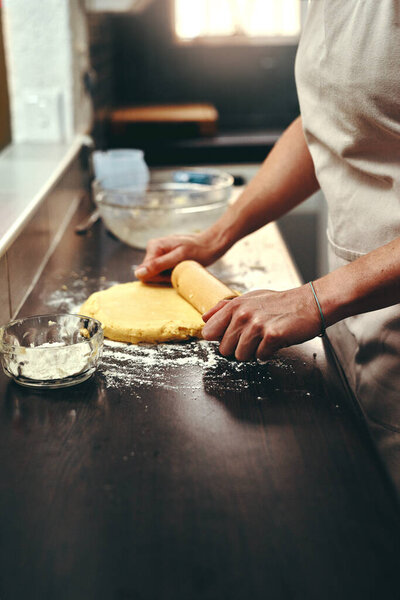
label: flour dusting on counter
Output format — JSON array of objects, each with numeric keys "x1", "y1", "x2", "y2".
[
  {"x1": 101, "y1": 339, "x2": 218, "y2": 389},
  {"x1": 46, "y1": 277, "x2": 120, "y2": 315},
  {"x1": 100, "y1": 338, "x2": 292, "y2": 392},
  {"x1": 44, "y1": 274, "x2": 295, "y2": 393}
]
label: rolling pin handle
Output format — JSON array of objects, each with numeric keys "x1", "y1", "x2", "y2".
[{"x1": 171, "y1": 260, "x2": 238, "y2": 314}]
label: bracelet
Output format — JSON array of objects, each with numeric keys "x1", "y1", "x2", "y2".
[{"x1": 309, "y1": 281, "x2": 327, "y2": 337}]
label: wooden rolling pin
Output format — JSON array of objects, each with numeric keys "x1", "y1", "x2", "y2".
[{"x1": 171, "y1": 260, "x2": 238, "y2": 314}]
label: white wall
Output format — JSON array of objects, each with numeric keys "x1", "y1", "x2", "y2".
[{"x1": 3, "y1": 0, "x2": 92, "y2": 143}]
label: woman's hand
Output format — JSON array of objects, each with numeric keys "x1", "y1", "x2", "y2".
[
  {"x1": 202, "y1": 285, "x2": 322, "y2": 361},
  {"x1": 134, "y1": 231, "x2": 226, "y2": 282}
]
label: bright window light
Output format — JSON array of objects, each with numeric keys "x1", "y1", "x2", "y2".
[{"x1": 175, "y1": 0, "x2": 301, "y2": 41}]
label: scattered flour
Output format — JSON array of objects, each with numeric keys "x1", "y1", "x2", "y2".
[
  {"x1": 100, "y1": 338, "x2": 292, "y2": 392},
  {"x1": 101, "y1": 339, "x2": 219, "y2": 389},
  {"x1": 45, "y1": 277, "x2": 120, "y2": 315}
]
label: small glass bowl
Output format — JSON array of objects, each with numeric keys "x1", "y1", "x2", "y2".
[{"x1": 0, "y1": 314, "x2": 104, "y2": 389}]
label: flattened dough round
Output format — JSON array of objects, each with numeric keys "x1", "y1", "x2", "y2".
[{"x1": 80, "y1": 282, "x2": 204, "y2": 343}]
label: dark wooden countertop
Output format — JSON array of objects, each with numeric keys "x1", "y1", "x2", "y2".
[{"x1": 0, "y1": 199, "x2": 399, "y2": 600}]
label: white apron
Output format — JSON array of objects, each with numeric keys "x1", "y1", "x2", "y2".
[{"x1": 295, "y1": 0, "x2": 400, "y2": 487}]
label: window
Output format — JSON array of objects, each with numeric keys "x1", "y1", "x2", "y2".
[
  {"x1": 174, "y1": 0, "x2": 301, "y2": 43},
  {"x1": 0, "y1": 5, "x2": 11, "y2": 150}
]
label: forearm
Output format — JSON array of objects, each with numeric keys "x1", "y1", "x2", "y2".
[
  {"x1": 314, "y1": 237, "x2": 400, "y2": 326},
  {"x1": 205, "y1": 116, "x2": 320, "y2": 253}
]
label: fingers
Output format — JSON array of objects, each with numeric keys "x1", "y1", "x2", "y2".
[
  {"x1": 203, "y1": 302, "x2": 255, "y2": 359},
  {"x1": 135, "y1": 247, "x2": 185, "y2": 282},
  {"x1": 134, "y1": 232, "x2": 214, "y2": 282},
  {"x1": 203, "y1": 300, "x2": 248, "y2": 356},
  {"x1": 235, "y1": 328, "x2": 263, "y2": 361},
  {"x1": 136, "y1": 239, "x2": 165, "y2": 271},
  {"x1": 202, "y1": 299, "x2": 231, "y2": 322},
  {"x1": 202, "y1": 304, "x2": 233, "y2": 342},
  {"x1": 220, "y1": 325, "x2": 278, "y2": 361},
  {"x1": 255, "y1": 333, "x2": 280, "y2": 361},
  {"x1": 203, "y1": 302, "x2": 280, "y2": 360},
  {"x1": 135, "y1": 238, "x2": 175, "y2": 281},
  {"x1": 218, "y1": 320, "x2": 243, "y2": 357}
]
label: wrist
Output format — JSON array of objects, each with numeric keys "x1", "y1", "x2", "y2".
[
  {"x1": 308, "y1": 281, "x2": 327, "y2": 335},
  {"x1": 312, "y1": 271, "x2": 358, "y2": 327},
  {"x1": 198, "y1": 222, "x2": 236, "y2": 260}
]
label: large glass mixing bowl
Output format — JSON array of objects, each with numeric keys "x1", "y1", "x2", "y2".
[{"x1": 92, "y1": 168, "x2": 234, "y2": 249}]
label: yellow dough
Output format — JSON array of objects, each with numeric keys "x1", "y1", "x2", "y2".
[{"x1": 80, "y1": 282, "x2": 204, "y2": 343}]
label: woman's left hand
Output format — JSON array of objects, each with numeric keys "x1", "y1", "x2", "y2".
[{"x1": 202, "y1": 286, "x2": 322, "y2": 361}]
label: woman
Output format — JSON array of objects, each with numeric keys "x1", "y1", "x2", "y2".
[{"x1": 135, "y1": 2, "x2": 400, "y2": 487}]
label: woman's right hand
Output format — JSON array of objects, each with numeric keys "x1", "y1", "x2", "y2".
[{"x1": 134, "y1": 230, "x2": 226, "y2": 282}]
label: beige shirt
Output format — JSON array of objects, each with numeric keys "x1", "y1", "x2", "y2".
[
  {"x1": 295, "y1": 2, "x2": 400, "y2": 483},
  {"x1": 295, "y1": 0, "x2": 400, "y2": 261}
]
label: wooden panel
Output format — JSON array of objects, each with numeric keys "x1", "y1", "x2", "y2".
[
  {"x1": 0, "y1": 8, "x2": 11, "y2": 151},
  {"x1": 7, "y1": 200, "x2": 49, "y2": 317},
  {"x1": 110, "y1": 103, "x2": 219, "y2": 125},
  {"x1": 109, "y1": 104, "x2": 219, "y2": 139},
  {"x1": 0, "y1": 252, "x2": 10, "y2": 325},
  {"x1": 46, "y1": 157, "x2": 85, "y2": 245}
]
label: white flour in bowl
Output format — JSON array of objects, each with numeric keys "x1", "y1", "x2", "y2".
[{"x1": 7, "y1": 342, "x2": 92, "y2": 380}]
